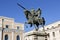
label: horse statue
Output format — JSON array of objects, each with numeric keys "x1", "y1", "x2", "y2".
[{"x1": 17, "y1": 3, "x2": 45, "y2": 31}]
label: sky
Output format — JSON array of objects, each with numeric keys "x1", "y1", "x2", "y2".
[{"x1": 0, "y1": 0, "x2": 60, "y2": 32}]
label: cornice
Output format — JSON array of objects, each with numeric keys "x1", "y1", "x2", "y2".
[
  {"x1": 45, "y1": 26, "x2": 60, "y2": 31},
  {"x1": 0, "y1": 28, "x2": 24, "y2": 33}
]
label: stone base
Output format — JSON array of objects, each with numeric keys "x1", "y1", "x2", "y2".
[{"x1": 25, "y1": 30, "x2": 48, "y2": 40}]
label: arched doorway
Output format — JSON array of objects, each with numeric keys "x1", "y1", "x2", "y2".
[
  {"x1": 17, "y1": 35, "x2": 20, "y2": 40},
  {"x1": 5, "y1": 34, "x2": 8, "y2": 40}
]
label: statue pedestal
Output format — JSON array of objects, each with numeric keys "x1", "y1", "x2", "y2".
[{"x1": 25, "y1": 30, "x2": 48, "y2": 40}]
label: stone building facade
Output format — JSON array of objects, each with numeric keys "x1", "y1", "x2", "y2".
[
  {"x1": 0, "y1": 16, "x2": 24, "y2": 40},
  {"x1": 1, "y1": 16, "x2": 60, "y2": 40}
]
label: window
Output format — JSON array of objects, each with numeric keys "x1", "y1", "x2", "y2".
[
  {"x1": 48, "y1": 33, "x2": 50, "y2": 37},
  {"x1": 58, "y1": 24, "x2": 60, "y2": 26},
  {"x1": 17, "y1": 26, "x2": 19, "y2": 29},
  {"x1": 53, "y1": 32, "x2": 55, "y2": 37},
  {"x1": 6, "y1": 25, "x2": 8, "y2": 28},
  {"x1": 47, "y1": 28, "x2": 49, "y2": 30},
  {"x1": 52, "y1": 26, "x2": 54, "y2": 29},
  {"x1": 45, "y1": 36, "x2": 47, "y2": 39},
  {"x1": 17, "y1": 35, "x2": 20, "y2": 40},
  {"x1": 45, "y1": 39, "x2": 47, "y2": 40},
  {"x1": 5, "y1": 35, "x2": 8, "y2": 40}
]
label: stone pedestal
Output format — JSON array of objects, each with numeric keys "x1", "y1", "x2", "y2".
[{"x1": 25, "y1": 30, "x2": 48, "y2": 40}]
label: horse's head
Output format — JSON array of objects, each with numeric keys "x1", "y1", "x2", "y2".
[{"x1": 24, "y1": 10, "x2": 31, "y2": 20}]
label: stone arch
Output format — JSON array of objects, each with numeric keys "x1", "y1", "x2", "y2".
[
  {"x1": 5, "y1": 34, "x2": 8, "y2": 40},
  {"x1": 16, "y1": 35, "x2": 20, "y2": 40}
]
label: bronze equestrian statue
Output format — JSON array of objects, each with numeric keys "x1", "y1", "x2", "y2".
[{"x1": 17, "y1": 3, "x2": 45, "y2": 31}]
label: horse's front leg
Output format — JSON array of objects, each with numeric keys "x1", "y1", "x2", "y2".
[{"x1": 24, "y1": 22, "x2": 28, "y2": 28}]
